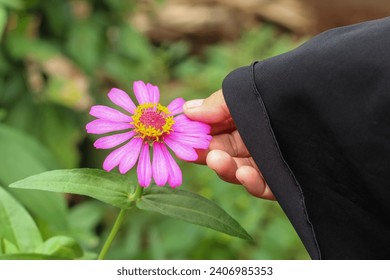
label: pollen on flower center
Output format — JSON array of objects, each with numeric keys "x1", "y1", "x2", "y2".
[
  {"x1": 139, "y1": 111, "x2": 166, "y2": 130},
  {"x1": 132, "y1": 103, "x2": 174, "y2": 142}
]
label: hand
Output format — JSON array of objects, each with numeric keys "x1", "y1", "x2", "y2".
[{"x1": 183, "y1": 89, "x2": 275, "y2": 200}]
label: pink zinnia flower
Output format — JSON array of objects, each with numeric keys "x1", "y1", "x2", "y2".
[{"x1": 86, "y1": 81, "x2": 211, "y2": 188}]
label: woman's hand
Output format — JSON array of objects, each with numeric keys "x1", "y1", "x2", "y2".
[{"x1": 183, "y1": 89, "x2": 275, "y2": 200}]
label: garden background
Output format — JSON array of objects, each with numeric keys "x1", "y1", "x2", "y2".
[{"x1": 0, "y1": 0, "x2": 388, "y2": 260}]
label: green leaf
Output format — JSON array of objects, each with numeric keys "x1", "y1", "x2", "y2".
[
  {"x1": 5, "y1": 102, "x2": 83, "y2": 169},
  {"x1": 0, "y1": 254, "x2": 69, "y2": 260},
  {"x1": 0, "y1": 74, "x2": 29, "y2": 108},
  {"x1": 5, "y1": 34, "x2": 59, "y2": 61},
  {"x1": 38, "y1": 236, "x2": 83, "y2": 259},
  {"x1": 137, "y1": 187, "x2": 253, "y2": 240},
  {"x1": 117, "y1": 25, "x2": 153, "y2": 62},
  {"x1": 0, "y1": 0, "x2": 24, "y2": 9},
  {"x1": 10, "y1": 190, "x2": 69, "y2": 232},
  {"x1": 0, "y1": 5, "x2": 6, "y2": 40},
  {"x1": 10, "y1": 169, "x2": 135, "y2": 209},
  {"x1": 0, "y1": 186, "x2": 43, "y2": 252},
  {"x1": 33, "y1": 104, "x2": 82, "y2": 169},
  {"x1": 0, "y1": 124, "x2": 58, "y2": 183},
  {"x1": 66, "y1": 20, "x2": 102, "y2": 72},
  {"x1": 68, "y1": 201, "x2": 105, "y2": 249},
  {"x1": 0, "y1": 124, "x2": 68, "y2": 231},
  {"x1": 40, "y1": 1, "x2": 71, "y2": 36},
  {"x1": 0, "y1": 238, "x2": 19, "y2": 254}
]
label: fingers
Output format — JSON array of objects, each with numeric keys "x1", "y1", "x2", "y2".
[
  {"x1": 183, "y1": 90, "x2": 234, "y2": 129},
  {"x1": 185, "y1": 89, "x2": 275, "y2": 201},
  {"x1": 206, "y1": 150, "x2": 275, "y2": 200},
  {"x1": 209, "y1": 130, "x2": 250, "y2": 157},
  {"x1": 209, "y1": 118, "x2": 236, "y2": 135},
  {"x1": 183, "y1": 89, "x2": 229, "y2": 123},
  {"x1": 206, "y1": 150, "x2": 240, "y2": 184},
  {"x1": 236, "y1": 166, "x2": 275, "y2": 200},
  {"x1": 194, "y1": 130, "x2": 250, "y2": 165}
]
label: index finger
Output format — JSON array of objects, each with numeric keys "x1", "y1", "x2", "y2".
[{"x1": 183, "y1": 89, "x2": 231, "y2": 124}]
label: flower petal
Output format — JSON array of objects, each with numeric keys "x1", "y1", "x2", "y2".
[
  {"x1": 168, "y1": 132, "x2": 211, "y2": 149},
  {"x1": 137, "y1": 142, "x2": 152, "y2": 187},
  {"x1": 152, "y1": 142, "x2": 169, "y2": 186},
  {"x1": 147, "y1": 83, "x2": 160, "y2": 104},
  {"x1": 108, "y1": 88, "x2": 136, "y2": 114},
  {"x1": 90, "y1": 105, "x2": 132, "y2": 122},
  {"x1": 172, "y1": 115, "x2": 211, "y2": 134},
  {"x1": 133, "y1": 81, "x2": 151, "y2": 104},
  {"x1": 86, "y1": 119, "x2": 133, "y2": 134},
  {"x1": 163, "y1": 136, "x2": 198, "y2": 161},
  {"x1": 167, "y1": 98, "x2": 185, "y2": 115},
  {"x1": 94, "y1": 131, "x2": 135, "y2": 149},
  {"x1": 160, "y1": 144, "x2": 182, "y2": 188},
  {"x1": 103, "y1": 145, "x2": 128, "y2": 171},
  {"x1": 119, "y1": 137, "x2": 143, "y2": 174}
]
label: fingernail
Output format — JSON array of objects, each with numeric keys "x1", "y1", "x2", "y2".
[{"x1": 184, "y1": 99, "x2": 204, "y2": 110}]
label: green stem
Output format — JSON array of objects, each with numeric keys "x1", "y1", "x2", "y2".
[
  {"x1": 97, "y1": 184, "x2": 143, "y2": 260},
  {"x1": 97, "y1": 208, "x2": 127, "y2": 260},
  {"x1": 129, "y1": 183, "x2": 143, "y2": 201}
]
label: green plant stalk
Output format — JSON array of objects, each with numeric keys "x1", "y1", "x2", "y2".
[
  {"x1": 97, "y1": 208, "x2": 127, "y2": 260},
  {"x1": 97, "y1": 184, "x2": 143, "y2": 260},
  {"x1": 129, "y1": 183, "x2": 143, "y2": 201}
]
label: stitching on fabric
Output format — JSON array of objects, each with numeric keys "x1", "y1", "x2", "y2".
[{"x1": 249, "y1": 61, "x2": 322, "y2": 259}]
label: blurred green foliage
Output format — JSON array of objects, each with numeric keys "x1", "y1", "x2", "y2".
[{"x1": 0, "y1": 0, "x2": 309, "y2": 259}]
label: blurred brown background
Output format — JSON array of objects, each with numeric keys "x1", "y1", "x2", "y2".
[{"x1": 132, "y1": 0, "x2": 390, "y2": 44}]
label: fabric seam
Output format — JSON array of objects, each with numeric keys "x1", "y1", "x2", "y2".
[{"x1": 249, "y1": 61, "x2": 322, "y2": 259}]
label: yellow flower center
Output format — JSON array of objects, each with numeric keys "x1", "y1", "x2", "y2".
[{"x1": 131, "y1": 103, "x2": 174, "y2": 142}]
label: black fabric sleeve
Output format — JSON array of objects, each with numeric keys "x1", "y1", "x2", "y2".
[{"x1": 222, "y1": 17, "x2": 390, "y2": 260}]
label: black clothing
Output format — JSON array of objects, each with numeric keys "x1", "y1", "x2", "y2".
[{"x1": 222, "y1": 17, "x2": 390, "y2": 260}]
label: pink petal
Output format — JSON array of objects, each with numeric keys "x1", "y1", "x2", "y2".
[
  {"x1": 167, "y1": 98, "x2": 185, "y2": 115},
  {"x1": 103, "y1": 145, "x2": 128, "y2": 171},
  {"x1": 160, "y1": 144, "x2": 182, "y2": 188},
  {"x1": 119, "y1": 137, "x2": 143, "y2": 174},
  {"x1": 137, "y1": 142, "x2": 152, "y2": 187},
  {"x1": 94, "y1": 131, "x2": 135, "y2": 149},
  {"x1": 163, "y1": 136, "x2": 198, "y2": 161},
  {"x1": 108, "y1": 88, "x2": 136, "y2": 114},
  {"x1": 90, "y1": 105, "x2": 132, "y2": 122},
  {"x1": 86, "y1": 119, "x2": 133, "y2": 134},
  {"x1": 168, "y1": 132, "x2": 211, "y2": 149},
  {"x1": 133, "y1": 81, "x2": 151, "y2": 104},
  {"x1": 147, "y1": 83, "x2": 160, "y2": 104},
  {"x1": 170, "y1": 131, "x2": 213, "y2": 140},
  {"x1": 172, "y1": 115, "x2": 211, "y2": 134},
  {"x1": 152, "y1": 142, "x2": 169, "y2": 186}
]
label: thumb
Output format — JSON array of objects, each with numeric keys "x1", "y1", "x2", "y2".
[{"x1": 183, "y1": 89, "x2": 230, "y2": 124}]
